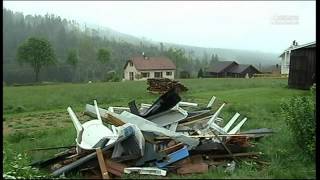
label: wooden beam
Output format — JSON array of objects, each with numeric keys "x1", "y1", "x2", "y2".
[
  {"x1": 96, "y1": 148, "x2": 110, "y2": 179},
  {"x1": 159, "y1": 143, "x2": 184, "y2": 154},
  {"x1": 178, "y1": 115, "x2": 212, "y2": 126},
  {"x1": 209, "y1": 152, "x2": 262, "y2": 159},
  {"x1": 105, "y1": 159, "x2": 127, "y2": 177},
  {"x1": 105, "y1": 113, "x2": 125, "y2": 126}
]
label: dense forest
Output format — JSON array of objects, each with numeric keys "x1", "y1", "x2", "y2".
[{"x1": 3, "y1": 8, "x2": 279, "y2": 84}]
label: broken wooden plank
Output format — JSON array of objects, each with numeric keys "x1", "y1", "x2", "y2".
[
  {"x1": 30, "y1": 148, "x2": 76, "y2": 167},
  {"x1": 105, "y1": 113, "x2": 125, "y2": 126},
  {"x1": 180, "y1": 110, "x2": 211, "y2": 123},
  {"x1": 178, "y1": 115, "x2": 212, "y2": 126},
  {"x1": 208, "y1": 152, "x2": 262, "y2": 159},
  {"x1": 177, "y1": 162, "x2": 208, "y2": 174},
  {"x1": 28, "y1": 145, "x2": 76, "y2": 152},
  {"x1": 118, "y1": 111, "x2": 199, "y2": 149},
  {"x1": 105, "y1": 159, "x2": 128, "y2": 177},
  {"x1": 159, "y1": 142, "x2": 184, "y2": 154},
  {"x1": 96, "y1": 148, "x2": 109, "y2": 179},
  {"x1": 155, "y1": 133, "x2": 257, "y2": 141},
  {"x1": 84, "y1": 104, "x2": 125, "y2": 126},
  {"x1": 51, "y1": 130, "x2": 133, "y2": 177}
]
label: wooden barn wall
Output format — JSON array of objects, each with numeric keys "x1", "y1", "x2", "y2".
[
  {"x1": 242, "y1": 67, "x2": 260, "y2": 78},
  {"x1": 288, "y1": 47, "x2": 316, "y2": 90}
]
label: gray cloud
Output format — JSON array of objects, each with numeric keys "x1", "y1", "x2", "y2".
[{"x1": 3, "y1": 1, "x2": 315, "y2": 53}]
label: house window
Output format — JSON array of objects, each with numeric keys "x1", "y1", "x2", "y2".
[
  {"x1": 166, "y1": 71, "x2": 172, "y2": 76},
  {"x1": 129, "y1": 62, "x2": 133, "y2": 67},
  {"x1": 129, "y1": 72, "x2": 134, "y2": 80},
  {"x1": 154, "y1": 72, "x2": 163, "y2": 78},
  {"x1": 141, "y1": 72, "x2": 150, "y2": 78}
]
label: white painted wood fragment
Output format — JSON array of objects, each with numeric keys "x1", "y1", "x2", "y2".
[
  {"x1": 223, "y1": 113, "x2": 240, "y2": 132},
  {"x1": 94, "y1": 100, "x2": 103, "y2": 123},
  {"x1": 178, "y1": 101, "x2": 198, "y2": 107},
  {"x1": 169, "y1": 122, "x2": 179, "y2": 132},
  {"x1": 228, "y1": 117, "x2": 247, "y2": 134},
  {"x1": 207, "y1": 96, "x2": 216, "y2": 108},
  {"x1": 124, "y1": 167, "x2": 167, "y2": 176},
  {"x1": 207, "y1": 103, "x2": 225, "y2": 127}
]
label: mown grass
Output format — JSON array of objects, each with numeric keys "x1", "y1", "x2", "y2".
[{"x1": 3, "y1": 78, "x2": 315, "y2": 179}]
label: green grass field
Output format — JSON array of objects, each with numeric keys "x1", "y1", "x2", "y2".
[{"x1": 3, "y1": 78, "x2": 316, "y2": 179}]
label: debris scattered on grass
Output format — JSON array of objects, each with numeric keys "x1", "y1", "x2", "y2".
[{"x1": 30, "y1": 87, "x2": 272, "y2": 178}]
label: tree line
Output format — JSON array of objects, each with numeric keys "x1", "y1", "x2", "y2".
[{"x1": 3, "y1": 9, "x2": 219, "y2": 84}]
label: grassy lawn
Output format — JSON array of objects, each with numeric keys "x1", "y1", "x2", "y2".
[{"x1": 3, "y1": 78, "x2": 316, "y2": 179}]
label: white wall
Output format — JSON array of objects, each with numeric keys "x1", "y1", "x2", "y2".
[
  {"x1": 281, "y1": 51, "x2": 290, "y2": 75},
  {"x1": 124, "y1": 64, "x2": 175, "y2": 81},
  {"x1": 124, "y1": 62, "x2": 139, "y2": 80}
]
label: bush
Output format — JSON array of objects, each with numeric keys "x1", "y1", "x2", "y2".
[
  {"x1": 3, "y1": 151, "x2": 47, "y2": 179},
  {"x1": 280, "y1": 85, "x2": 316, "y2": 158},
  {"x1": 104, "y1": 71, "x2": 121, "y2": 82}
]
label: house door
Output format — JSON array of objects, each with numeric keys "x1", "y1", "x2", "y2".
[{"x1": 129, "y1": 72, "x2": 134, "y2": 80}]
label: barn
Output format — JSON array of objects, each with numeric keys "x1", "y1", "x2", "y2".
[
  {"x1": 204, "y1": 61, "x2": 260, "y2": 78},
  {"x1": 287, "y1": 42, "x2": 316, "y2": 90},
  {"x1": 228, "y1": 64, "x2": 260, "y2": 78},
  {"x1": 204, "y1": 61, "x2": 238, "y2": 78}
]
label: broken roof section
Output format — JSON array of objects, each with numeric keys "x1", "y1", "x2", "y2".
[{"x1": 124, "y1": 56, "x2": 176, "y2": 70}]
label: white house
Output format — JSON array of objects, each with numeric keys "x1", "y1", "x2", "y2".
[
  {"x1": 279, "y1": 41, "x2": 316, "y2": 75},
  {"x1": 123, "y1": 55, "x2": 176, "y2": 81}
]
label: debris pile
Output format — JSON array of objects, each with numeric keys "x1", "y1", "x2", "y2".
[
  {"x1": 31, "y1": 88, "x2": 273, "y2": 179},
  {"x1": 147, "y1": 78, "x2": 188, "y2": 94}
]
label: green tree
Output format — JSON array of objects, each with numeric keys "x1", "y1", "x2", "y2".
[
  {"x1": 66, "y1": 49, "x2": 79, "y2": 82},
  {"x1": 97, "y1": 48, "x2": 111, "y2": 80},
  {"x1": 198, "y1": 68, "x2": 204, "y2": 78},
  {"x1": 165, "y1": 48, "x2": 188, "y2": 76},
  {"x1": 16, "y1": 37, "x2": 56, "y2": 82},
  {"x1": 66, "y1": 49, "x2": 78, "y2": 67},
  {"x1": 97, "y1": 48, "x2": 111, "y2": 64}
]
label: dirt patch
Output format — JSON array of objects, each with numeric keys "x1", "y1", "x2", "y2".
[{"x1": 3, "y1": 110, "x2": 93, "y2": 136}]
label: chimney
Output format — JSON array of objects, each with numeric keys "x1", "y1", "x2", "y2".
[{"x1": 292, "y1": 40, "x2": 298, "y2": 46}]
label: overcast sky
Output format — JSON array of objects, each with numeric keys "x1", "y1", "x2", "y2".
[{"x1": 3, "y1": 1, "x2": 316, "y2": 53}]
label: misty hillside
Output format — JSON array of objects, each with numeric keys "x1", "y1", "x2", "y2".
[
  {"x1": 76, "y1": 16, "x2": 280, "y2": 67},
  {"x1": 89, "y1": 24, "x2": 280, "y2": 67},
  {"x1": 3, "y1": 8, "x2": 279, "y2": 84}
]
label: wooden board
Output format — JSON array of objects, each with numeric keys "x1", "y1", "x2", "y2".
[
  {"x1": 159, "y1": 143, "x2": 184, "y2": 154},
  {"x1": 105, "y1": 113, "x2": 125, "y2": 126},
  {"x1": 96, "y1": 148, "x2": 109, "y2": 179},
  {"x1": 105, "y1": 159, "x2": 128, "y2": 177}
]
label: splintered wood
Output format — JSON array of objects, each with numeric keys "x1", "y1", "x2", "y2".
[{"x1": 147, "y1": 78, "x2": 188, "y2": 94}]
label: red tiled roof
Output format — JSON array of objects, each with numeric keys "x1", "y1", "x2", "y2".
[{"x1": 126, "y1": 56, "x2": 176, "y2": 70}]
